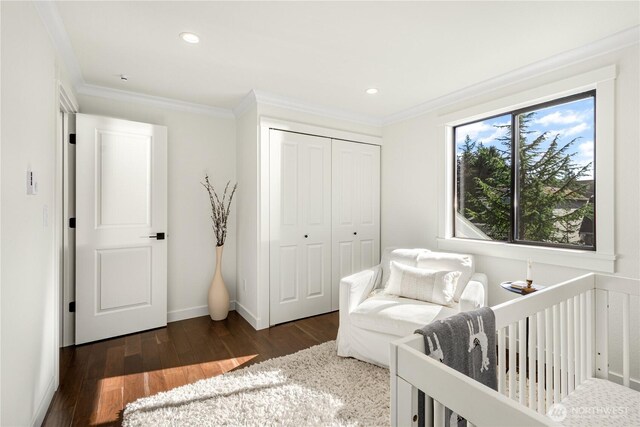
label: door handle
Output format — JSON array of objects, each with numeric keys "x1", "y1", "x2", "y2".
[
  {"x1": 304, "y1": 234, "x2": 309, "y2": 238},
  {"x1": 149, "y1": 232, "x2": 165, "y2": 240},
  {"x1": 353, "y1": 232, "x2": 357, "y2": 235}
]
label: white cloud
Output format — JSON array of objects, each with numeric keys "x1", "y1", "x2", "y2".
[
  {"x1": 547, "y1": 122, "x2": 590, "y2": 138},
  {"x1": 478, "y1": 125, "x2": 509, "y2": 143},
  {"x1": 564, "y1": 123, "x2": 590, "y2": 137},
  {"x1": 455, "y1": 121, "x2": 492, "y2": 142},
  {"x1": 578, "y1": 140, "x2": 594, "y2": 158},
  {"x1": 535, "y1": 110, "x2": 586, "y2": 126},
  {"x1": 574, "y1": 140, "x2": 594, "y2": 179},
  {"x1": 456, "y1": 120, "x2": 510, "y2": 144},
  {"x1": 534, "y1": 106, "x2": 593, "y2": 126}
]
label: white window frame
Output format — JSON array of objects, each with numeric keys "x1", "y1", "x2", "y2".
[{"x1": 436, "y1": 65, "x2": 616, "y2": 272}]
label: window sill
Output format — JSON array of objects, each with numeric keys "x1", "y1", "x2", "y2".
[{"x1": 436, "y1": 237, "x2": 615, "y2": 273}]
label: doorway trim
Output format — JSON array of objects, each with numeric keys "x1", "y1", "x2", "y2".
[{"x1": 54, "y1": 81, "x2": 78, "y2": 390}]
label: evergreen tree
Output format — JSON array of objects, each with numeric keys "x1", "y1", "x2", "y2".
[{"x1": 457, "y1": 112, "x2": 593, "y2": 245}]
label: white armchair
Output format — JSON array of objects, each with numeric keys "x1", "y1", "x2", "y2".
[{"x1": 336, "y1": 248, "x2": 487, "y2": 367}]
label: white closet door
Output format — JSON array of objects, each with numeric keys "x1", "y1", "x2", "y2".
[
  {"x1": 269, "y1": 130, "x2": 332, "y2": 325},
  {"x1": 331, "y1": 140, "x2": 380, "y2": 310}
]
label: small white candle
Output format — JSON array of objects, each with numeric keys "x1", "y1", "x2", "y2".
[{"x1": 526, "y1": 259, "x2": 533, "y2": 282}]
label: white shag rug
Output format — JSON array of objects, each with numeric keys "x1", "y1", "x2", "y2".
[{"x1": 123, "y1": 341, "x2": 390, "y2": 426}]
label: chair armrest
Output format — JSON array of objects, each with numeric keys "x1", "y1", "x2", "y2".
[
  {"x1": 459, "y1": 273, "x2": 487, "y2": 312},
  {"x1": 339, "y1": 266, "x2": 381, "y2": 314}
]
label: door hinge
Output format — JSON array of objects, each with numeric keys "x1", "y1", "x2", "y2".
[
  {"x1": 69, "y1": 217, "x2": 76, "y2": 228},
  {"x1": 69, "y1": 301, "x2": 76, "y2": 312},
  {"x1": 69, "y1": 133, "x2": 76, "y2": 144}
]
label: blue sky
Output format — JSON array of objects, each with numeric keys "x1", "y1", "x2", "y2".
[{"x1": 455, "y1": 97, "x2": 595, "y2": 179}]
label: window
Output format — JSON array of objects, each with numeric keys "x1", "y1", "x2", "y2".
[{"x1": 454, "y1": 91, "x2": 595, "y2": 250}]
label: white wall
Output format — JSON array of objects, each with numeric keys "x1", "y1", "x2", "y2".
[
  {"x1": 381, "y1": 45, "x2": 640, "y2": 383},
  {"x1": 235, "y1": 104, "x2": 259, "y2": 324},
  {"x1": 0, "y1": 2, "x2": 69, "y2": 424},
  {"x1": 77, "y1": 95, "x2": 237, "y2": 322}
]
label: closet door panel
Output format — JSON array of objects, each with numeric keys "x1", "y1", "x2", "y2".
[
  {"x1": 358, "y1": 150, "x2": 377, "y2": 227},
  {"x1": 280, "y1": 142, "x2": 299, "y2": 226},
  {"x1": 360, "y1": 238, "x2": 376, "y2": 271},
  {"x1": 331, "y1": 140, "x2": 380, "y2": 310},
  {"x1": 270, "y1": 130, "x2": 332, "y2": 325},
  {"x1": 279, "y1": 245, "x2": 299, "y2": 303},
  {"x1": 332, "y1": 142, "x2": 358, "y2": 309},
  {"x1": 355, "y1": 143, "x2": 381, "y2": 271}
]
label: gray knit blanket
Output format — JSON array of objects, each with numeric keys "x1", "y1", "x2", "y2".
[{"x1": 415, "y1": 307, "x2": 497, "y2": 427}]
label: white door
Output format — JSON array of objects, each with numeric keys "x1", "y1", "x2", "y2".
[
  {"x1": 75, "y1": 114, "x2": 168, "y2": 344},
  {"x1": 269, "y1": 130, "x2": 332, "y2": 325},
  {"x1": 331, "y1": 140, "x2": 380, "y2": 310}
]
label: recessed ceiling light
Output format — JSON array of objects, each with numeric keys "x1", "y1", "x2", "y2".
[
  {"x1": 366, "y1": 88, "x2": 379, "y2": 95},
  {"x1": 180, "y1": 32, "x2": 200, "y2": 44}
]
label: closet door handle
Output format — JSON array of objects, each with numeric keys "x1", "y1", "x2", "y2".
[
  {"x1": 353, "y1": 232, "x2": 357, "y2": 236},
  {"x1": 304, "y1": 234, "x2": 309, "y2": 238}
]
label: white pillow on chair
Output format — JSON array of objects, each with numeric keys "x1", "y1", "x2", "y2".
[
  {"x1": 417, "y1": 252, "x2": 474, "y2": 302},
  {"x1": 384, "y1": 261, "x2": 459, "y2": 306},
  {"x1": 380, "y1": 248, "x2": 431, "y2": 289}
]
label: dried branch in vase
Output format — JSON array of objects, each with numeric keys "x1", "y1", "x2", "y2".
[{"x1": 201, "y1": 174, "x2": 237, "y2": 247}]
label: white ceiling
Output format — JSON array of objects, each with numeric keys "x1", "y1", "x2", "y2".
[{"x1": 56, "y1": 1, "x2": 639, "y2": 121}]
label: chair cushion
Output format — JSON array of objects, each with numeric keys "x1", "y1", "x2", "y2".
[
  {"x1": 350, "y1": 294, "x2": 459, "y2": 337},
  {"x1": 384, "y1": 261, "x2": 458, "y2": 306},
  {"x1": 380, "y1": 248, "x2": 431, "y2": 289},
  {"x1": 417, "y1": 251, "x2": 474, "y2": 302}
]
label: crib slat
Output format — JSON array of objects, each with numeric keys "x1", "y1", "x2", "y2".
[
  {"x1": 518, "y1": 319, "x2": 526, "y2": 405},
  {"x1": 595, "y1": 289, "x2": 609, "y2": 380},
  {"x1": 434, "y1": 401, "x2": 445, "y2": 427},
  {"x1": 545, "y1": 307, "x2": 552, "y2": 410},
  {"x1": 528, "y1": 315, "x2": 536, "y2": 410},
  {"x1": 560, "y1": 301, "x2": 567, "y2": 398},
  {"x1": 567, "y1": 298, "x2": 575, "y2": 393},
  {"x1": 536, "y1": 311, "x2": 545, "y2": 414},
  {"x1": 553, "y1": 304, "x2": 561, "y2": 404},
  {"x1": 586, "y1": 290, "x2": 593, "y2": 378},
  {"x1": 425, "y1": 395, "x2": 433, "y2": 427},
  {"x1": 509, "y1": 323, "x2": 516, "y2": 400},
  {"x1": 574, "y1": 295, "x2": 582, "y2": 387},
  {"x1": 580, "y1": 292, "x2": 586, "y2": 383},
  {"x1": 498, "y1": 327, "x2": 506, "y2": 395},
  {"x1": 622, "y1": 293, "x2": 630, "y2": 387}
]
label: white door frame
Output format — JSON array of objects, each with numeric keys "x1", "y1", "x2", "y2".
[
  {"x1": 54, "y1": 82, "x2": 78, "y2": 390},
  {"x1": 257, "y1": 117, "x2": 382, "y2": 330}
]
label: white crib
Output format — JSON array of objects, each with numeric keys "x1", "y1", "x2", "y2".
[{"x1": 390, "y1": 273, "x2": 639, "y2": 426}]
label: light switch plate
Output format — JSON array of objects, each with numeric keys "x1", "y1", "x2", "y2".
[{"x1": 26, "y1": 169, "x2": 38, "y2": 195}]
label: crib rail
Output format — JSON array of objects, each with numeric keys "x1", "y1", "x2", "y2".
[
  {"x1": 390, "y1": 273, "x2": 639, "y2": 427},
  {"x1": 493, "y1": 273, "x2": 596, "y2": 416},
  {"x1": 392, "y1": 335, "x2": 556, "y2": 427}
]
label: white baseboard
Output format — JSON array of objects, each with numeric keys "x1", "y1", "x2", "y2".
[
  {"x1": 167, "y1": 301, "x2": 237, "y2": 323},
  {"x1": 234, "y1": 301, "x2": 259, "y2": 329},
  {"x1": 608, "y1": 370, "x2": 640, "y2": 392},
  {"x1": 31, "y1": 376, "x2": 55, "y2": 427}
]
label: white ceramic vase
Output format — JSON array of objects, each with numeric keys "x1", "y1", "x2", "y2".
[{"x1": 208, "y1": 245, "x2": 229, "y2": 321}]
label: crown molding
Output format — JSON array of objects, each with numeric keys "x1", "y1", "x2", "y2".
[
  {"x1": 252, "y1": 89, "x2": 383, "y2": 127},
  {"x1": 35, "y1": 1, "x2": 638, "y2": 128},
  {"x1": 77, "y1": 84, "x2": 235, "y2": 118},
  {"x1": 233, "y1": 90, "x2": 258, "y2": 117},
  {"x1": 383, "y1": 25, "x2": 640, "y2": 126},
  {"x1": 33, "y1": 1, "x2": 85, "y2": 87}
]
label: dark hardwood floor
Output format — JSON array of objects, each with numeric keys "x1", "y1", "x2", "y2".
[{"x1": 42, "y1": 310, "x2": 339, "y2": 426}]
